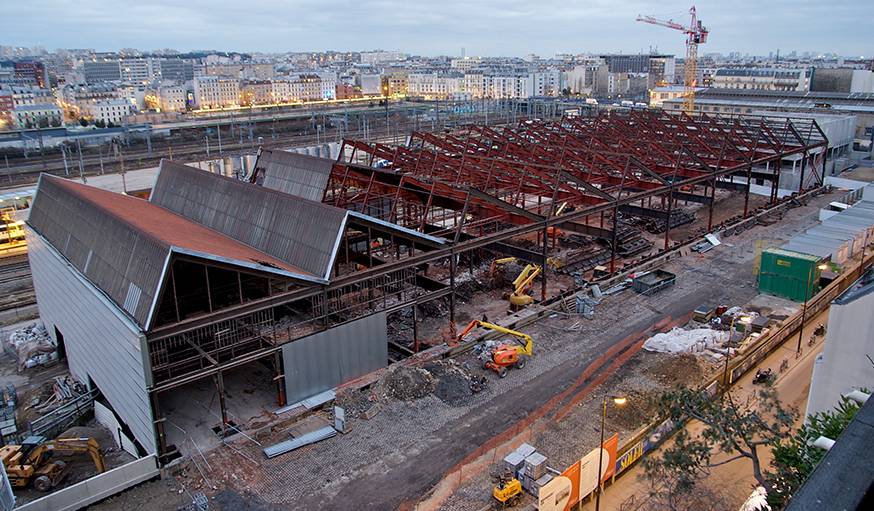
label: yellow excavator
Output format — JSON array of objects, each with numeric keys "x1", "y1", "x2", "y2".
[
  {"x1": 0, "y1": 436, "x2": 106, "y2": 491},
  {"x1": 457, "y1": 320, "x2": 534, "y2": 378},
  {"x1": 509, "y1": 264, "x2": 542, "y2": 308}
]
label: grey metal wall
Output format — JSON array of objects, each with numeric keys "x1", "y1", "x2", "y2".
[
  {"x1": 282, "y1": 313, "x2": 388, "y2": 404},
  {"x1": 28, "y1": 231, "x2": 156, "y2": 454}
]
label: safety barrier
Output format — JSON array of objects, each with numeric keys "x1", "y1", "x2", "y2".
[{"x1": 15, "y1": 455, "x2": 159, "y2": 511}]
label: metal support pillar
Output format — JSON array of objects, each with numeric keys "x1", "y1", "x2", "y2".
[
  {"x1": 449, "y1": 251, "x2": 456, "y2": 331},
  {"x1": 215, "y1": 371, "x2": 228, "y2": 435},
  {"x1": 743, "y1": 164, "x2": 753, "y2": 218},
  {"x1": 706, "y1": 178, "x2": 716, "y2": 232},
  {"x1": 663, "y1": 190, "x2": 673, "y2": 250},
  {"x1": 609, "y1": 206, "x2": 619, "y2": 273},
  {"x1": 149, "y1": 391, "x2": 168, "y2": 458},
  {"x1": 274, "y1": 351, "x2": 286, "y2": 407},
  {"x1": 798, "y1": 151, "x2": 808, "y2": 193},
  {"x1": 541, "y1": 226, "x2": 548, "y2": 301},
  {"x1": 413, "y1": 305, "x2": 420, "y2": 353}
]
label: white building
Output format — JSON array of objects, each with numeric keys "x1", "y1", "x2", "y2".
[
  {"x1": 158, "y1": 85, "x2": 187, "y2": 112},
  {"x1": 450, "y1": 58, "x2": 484, "y2": 71},
  {"x1": 407, "y1": 73, "x2": 462, "y2": 100},
  {"x1": 359, "y1": 74, "x2": 383, "y2": 96},
  {"x1": 119, "y1": 58, "x2": 157, "y2": 83},
  {"x1": 484, "y1": 75, "x2": 531, "y2": 98},
  {"x1": 13, "y1": 104, "x2": 63, "y2": 129},
  {"x1": 83, "y1": 99, "x2": 134, "y2": 125},
  {"x1": 193, "y1": 75, "x2": 240, "y2": 109},
  {"x1": 807, "y1": 262, "x2": 874, "y2": 417},
  {"x1": 528, "y1": 69, "x2": 563, "y2": 97},
  {"x1": 648, "y1": 85, "x2": 706, "y2": 108},
  {"x1": 360, "y1": 51, "x2": 408, "y2": 65},
  {"x1": 711, "y1": 68, "x2": 811, "y2": 92}
]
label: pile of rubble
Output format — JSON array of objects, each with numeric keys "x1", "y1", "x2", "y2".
[
  {"x1": 382, "y1": 365, "x2": 435, "y2": 401},
  {"x1": 5, "y1": 322, "x2": 57, "y2": 371},
  {"x1": 376, "y1": 359, "x2": 480, "y2": 405}
]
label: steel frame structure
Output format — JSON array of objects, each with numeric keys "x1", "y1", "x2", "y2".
[{"x1": 144, "y1": 110, "x2": 827, "y2": 460}]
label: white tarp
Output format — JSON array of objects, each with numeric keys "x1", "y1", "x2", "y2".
[{"x1": 643, "y1": 328, "x2": 727, "y2": 354}]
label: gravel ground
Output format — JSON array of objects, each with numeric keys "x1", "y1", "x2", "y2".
[{"x1": 142, "y1": 188, "x2": 842, "y2": 510}]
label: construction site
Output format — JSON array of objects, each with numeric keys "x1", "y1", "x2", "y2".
[{"x1": 1, "y1": 100, "x2": 874, "y2": 511}]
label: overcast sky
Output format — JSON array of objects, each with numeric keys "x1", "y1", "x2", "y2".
[{"x1": 3, "y1": 0, "x2": 871, "y2": 58}]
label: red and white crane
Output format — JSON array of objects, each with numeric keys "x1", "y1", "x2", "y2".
[{"x1": 637, "y1": 6, "x2": 708, "y2": 114}]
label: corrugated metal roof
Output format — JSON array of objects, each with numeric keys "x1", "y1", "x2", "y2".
[
  {"x1": 28, "y1": 175, "x2": 165, "y2": 328},
  {"x1": 28, "y1": 174, "x2": 321, "y2": 329},
  {"x1": 151, "y1": 160, "x2": 348, "y2": 279},
  {"x1": 253, "y1": 149, "x2": 334, "y2": 202}
]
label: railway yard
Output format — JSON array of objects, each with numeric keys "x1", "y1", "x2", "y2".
[{"x1": 0, "y1": 107, "x2": 873, "y2": 511}]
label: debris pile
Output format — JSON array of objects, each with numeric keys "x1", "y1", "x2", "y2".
[
  {"x1": 382, "y1": 365, "x2": 435, "y2": 401},
  {"x1": 425, "y1": 360, "x2": 476, "y2": 406},
  {"x1": 5, "y1": 322, "x2": 57, "y2": 370}
]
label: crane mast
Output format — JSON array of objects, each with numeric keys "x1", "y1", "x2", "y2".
[{"x1": 637, "y1": 6, "x2": 708, "y2": 114}]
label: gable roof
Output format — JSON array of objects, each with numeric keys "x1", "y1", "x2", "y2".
[
  {"x1": 27, "y1": 174, "x2": 320, "y2": 329},
  {"x1": 252, "y1": 149, "x2": 334, "y2": 202},
  {"x1": 151, "y1": 160, "x2": 349, "y2": 280}
]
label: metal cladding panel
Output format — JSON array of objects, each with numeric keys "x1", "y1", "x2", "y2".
[
  {"x1": 27, "y1": 176, "x2": 166, "y2": 327},
  {"x1": 151, "y1": 161, "x2": 346, "y2": 278},
  {"x1": 282, "y1": 313, "x2": 388, "y2": 404},
  {"x1": 257, "y1": 150, "x2": 334, "y2": 202},
  {"x1": 28, "y1": 231, "x2": 156, "y2": 454}
]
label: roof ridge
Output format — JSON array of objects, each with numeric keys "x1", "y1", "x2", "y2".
[
  {"x1": 39, "y1": 174, "x2": 311, "y2": 276},
  {"x1": 155, "y1": 159, "x2": 344, "y2": 214}
]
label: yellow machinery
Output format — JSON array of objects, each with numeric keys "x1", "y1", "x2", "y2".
[
  {"x1": 457, "y1": 320, "x2": 534, "y2": 378},
  {"x1": 0, "y1": 436, "x2": 106, "y2": 491},
  {"x1": 492, "y1": 473, "x2": 523, "y2": 507},
  {"x1": 509, "y1": 264, "x2": 542, "y2": 307}
]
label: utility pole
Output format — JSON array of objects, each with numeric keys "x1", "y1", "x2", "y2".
[
  {"x1": 76, "y1": 138, "x2": 86, "y2": 183},
  {"x1": 205, "y1": 135, "x2": 211, "y2": 158},
  {"x1": 61, "y1": 146, "x2": 69, "y2": 176},
  {"x1": 216, "y1": 123, "x2": 223, "y2": 155}
]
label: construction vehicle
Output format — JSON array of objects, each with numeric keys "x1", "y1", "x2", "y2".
[
  {"x1": 509, "y1": 264, "x2": 541, "y2": 308},
  {"x1": 492, "y1": 473, "x2": 523, "y2": 507},
  {"x1": 457, "y1": 320, "x2": 533, "y2": 378},
  {"x1": 637, "y1": 6, "x2": 708, "y2": 114},
  {"x1": 0, "y1": 436, "x2": 106, "y2": 491}
]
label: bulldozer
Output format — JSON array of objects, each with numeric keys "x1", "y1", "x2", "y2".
[
  {"x1": 0, "y1": 436, "x2": 106, "y2": 491},
  {"x1": 457, "y1": 320, "x2": 534, "y2": 378}
]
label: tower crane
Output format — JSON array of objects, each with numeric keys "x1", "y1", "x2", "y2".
[{"x1": 637, "y1": 6, "x2": 708, "y2": 114}]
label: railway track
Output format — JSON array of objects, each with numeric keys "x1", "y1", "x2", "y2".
[{"x1": 0, "y1": 111, "x2": 516, "y2": 188}]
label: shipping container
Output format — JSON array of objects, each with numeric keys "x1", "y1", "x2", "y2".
[{"x1": 758, "y1": 248, "x2": 825, "y2": 302}]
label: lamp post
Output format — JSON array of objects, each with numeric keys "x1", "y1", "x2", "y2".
[
  {"x1": 595, "y1": 395, "x2": 627, "y2": 511},
  {"x1": 797, "y1": 263, "x2": 829, "y2": 357},
  {"x1": 723, "y1": 315, "x2": 752, "y2": 389}
]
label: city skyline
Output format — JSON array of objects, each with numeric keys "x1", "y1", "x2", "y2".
[{"x1": 4, "y1": 0, "x2": 872, "y2": 59}]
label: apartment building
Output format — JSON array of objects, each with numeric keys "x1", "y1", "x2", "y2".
[
  {"x1": 711, "y1": 68, "x2": 811, "y2": 92},
  {"x1": 82, "y1": 99, "x2": 133, "y2": 125},
  {"x1": 193, "y1": 75, "x2": 240, "y2": 109}
]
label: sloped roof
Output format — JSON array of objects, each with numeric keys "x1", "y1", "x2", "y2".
[
  {"x1": 27, "y1": 174, "x2": 319, "y2": 329},
  {"x1": 252, "y1": 149, "x2": 334, "y2": 202},
  {"x1": 151, "y1": 160, "x2": 349, "y2": 280}
]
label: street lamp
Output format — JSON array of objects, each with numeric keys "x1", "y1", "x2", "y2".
[
  {"x1": 797, "y1": 263, "x2": 829, "y2": 357},
  {"x1": 723, "y1": 315, "x2": 752, "y2": 389},
  {"x1": 595, "y1": 394, "x2": 627, "y2": 511}
]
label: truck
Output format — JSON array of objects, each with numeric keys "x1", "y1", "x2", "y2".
[{"x1": 585, "y1": 98, "x2": 598, "y2": 105}]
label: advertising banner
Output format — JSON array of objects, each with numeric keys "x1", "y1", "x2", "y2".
[{"x1": 537, "y1": 461, "x2": 579, "y2": 511}]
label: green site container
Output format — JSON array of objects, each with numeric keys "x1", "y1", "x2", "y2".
[{"x1": 758, "y1": 248, "x2": 825, "y2": 302}]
